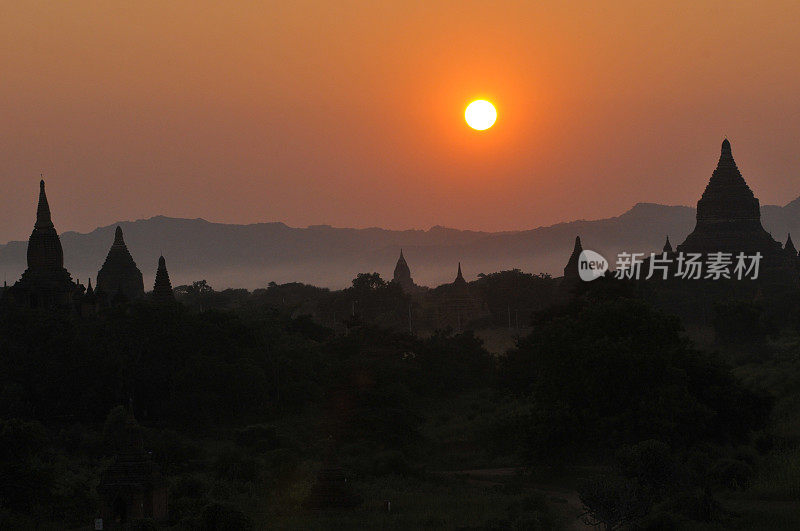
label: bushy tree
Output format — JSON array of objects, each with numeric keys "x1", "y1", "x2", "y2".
[
  {"x1": 503, "y1": 298, "x2": 771, "y2": 461},
  {"x1": 472, "y1": 269, "x2": 557, "y2": 327}
]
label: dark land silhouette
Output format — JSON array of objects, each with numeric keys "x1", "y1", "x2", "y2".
[{"x1": 2, "y1": 141, "x2": 800, "y2": 529}]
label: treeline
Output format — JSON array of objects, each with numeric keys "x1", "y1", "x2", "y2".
[
  {"x1": 172, "y1": 269, "x2": 559, "y2": 331},
  {"x1": 0, "y1": 272, "x2": 788, "y2": 528}
]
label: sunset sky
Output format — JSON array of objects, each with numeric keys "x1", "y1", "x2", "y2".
[{"x1": 2, "y1": 1, "x2": 800, "y2": 244}]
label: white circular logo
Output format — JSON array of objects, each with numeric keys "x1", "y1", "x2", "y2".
[{"x1": 578, "y1": 250, "x2": 608, "y2": 281}]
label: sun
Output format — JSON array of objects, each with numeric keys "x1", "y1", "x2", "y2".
[{"x1": 465, "y1": 100, "x2": 497, "y2": 130}]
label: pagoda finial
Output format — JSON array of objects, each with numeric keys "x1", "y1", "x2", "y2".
[
  {"x1": 35, "y1": 179, "x2": 54, "y2": 229},
  {"x1": 574, "y1": 236, "x2": 582, "y2": 252},
  {"x1": 663, "y1": 235, "x2": 673, "y2": 253},
  {"x1": 114, "y1": 226, "x2": 124, "y2": 244},
  {"x1": 454, "y1": 261, "x2": 466, "y2": 285},
  {"x1": 721, "y1": 138, "x2": 731, "y2": 156}
]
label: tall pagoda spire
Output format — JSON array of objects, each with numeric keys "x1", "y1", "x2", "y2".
[
  {"x1": 392, "y1": 249, "x2": 415, "y2": 292},
  {"x1": 453, "y1": 262, "x2": 467, "y2": 288},
  {"x1": 663, "y1": 236, "x2": 673, "y2": 253},
  {"x1": 394, "y1": 249, "x2": 410, "y2": 279},
  {"x1": 11, "y1": 179, "x2": 75, "y2": 309},
  {"x1": 35, "y1": 179, "x2": 54, "y2": 229},
  {"x1": 26, "y1": 179, "x2": 65, "y2": 270},
  {"x1": 152, "y1": 255, "x2": 175, "y2": 305}
]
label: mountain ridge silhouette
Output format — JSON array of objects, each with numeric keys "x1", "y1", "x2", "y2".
[{"x1": 2, "y1": 199, "x2": 799, "y2": 289}]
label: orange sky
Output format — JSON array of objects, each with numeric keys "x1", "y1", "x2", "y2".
[{"x1": 2, "y1": 1, "x2": 800, "y2": 243}]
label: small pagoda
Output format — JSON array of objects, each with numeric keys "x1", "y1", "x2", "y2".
[
  {"x1": 392, "y1": 249, "x2": 417, "y2": 293},
  {"x1": 151, "y1": 256, "x2": 176, "y2": 305}
]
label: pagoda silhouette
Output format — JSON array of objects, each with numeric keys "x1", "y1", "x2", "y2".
[
  {"x1": 7, "y1": 180, "x2": 77, "y2": 309},
  {"x1": 96, "y1": 226, "x2": 145, "y2": 303},
  {"x1": 3, "y1": 180, "x2": 178, "y2": 313},
  {"x1": 560, "y1": 139, "x2": 800, "y2": 288}
]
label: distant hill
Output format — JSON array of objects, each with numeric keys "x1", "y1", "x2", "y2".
[{"x1": 2, "y1": 200, "x2": 800, "y2": 290}]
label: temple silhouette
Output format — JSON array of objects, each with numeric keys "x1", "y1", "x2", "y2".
[
  {"x1": 389, "y1": 252, "x2": 491, "y2": 330},
  {"x1": 7, "y1": 180, "x2": 77, "y2": 309},
  {"x1": 673, "y1": 139, "x2": 800, "y2": 282},
  {"x1": 2, "y1": 180, "x2": 176, "y2": 312},
  {"x1": 392, "y1": 249, "x2": 419, "y2": 294},
  {"x1": 563, "y1": 139, "x2": 800, "y2": 286},
  {"x1": 97, "y1": 226, "x2": 145, "y2": 302},
  {"x1": 3, "y1": 139, "x2": 799, "y2": 325}
]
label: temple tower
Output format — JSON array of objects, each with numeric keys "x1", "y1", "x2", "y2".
[
  {"x1": 392, "y1": 249, "x2": 415, "y2": 292},
  {"x1": 28, "y1": 179, "x2": 64, "y2": 270},
  {"x1": 10, "y1": 180, "x2": 76, "y2": 309},
  {"x1": 453, "y1": 262, "x2": 467, "y2": 289},
  {"x1": 675, "y1": 140, "x2": 799, "y2": 280},
  {"x1": 437, "y1": 262, "x2": 489, "y2": 330},
  {"x1": 677, "y1": 140, "x2": 783, "y2": 256},
  {"x1": 97, "y1": 227, "x2": 145, "y2": 301},
  {"x1": 97, "y1": 227, "x2": 144, "y2": 300}
]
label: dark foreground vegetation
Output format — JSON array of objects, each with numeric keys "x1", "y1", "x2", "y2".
[{"x1": 1, "y1": 274, "x2": 800, "y2": 529}]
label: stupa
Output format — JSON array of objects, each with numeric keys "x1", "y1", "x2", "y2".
[
  {"x1": 676, "y1": 139, "x2": 798, "y2": 279},
  {"x1": 437, "y1": 263, "x2": 490, "y2": 330},
  {"x1": 392, "y1": 249, "x2": 416, "y2": 293},
  {"x1": 678, "y1": 140, "x2": 783, "y2": 255},
  {"x1": 9, "y1": 180, "x2": 76, "y2": 309}
]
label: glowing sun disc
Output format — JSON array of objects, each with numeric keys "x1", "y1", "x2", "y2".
[{"x1": 465, "y1": 100, "x2": 497, "y2": 130}]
